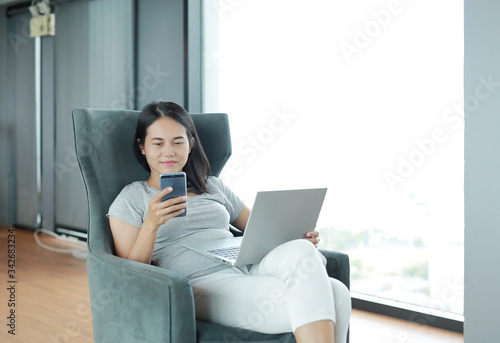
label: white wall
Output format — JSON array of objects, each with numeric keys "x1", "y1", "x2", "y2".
[{"x1": 464, "y1": 0, "x2": 500, "y2": 341}]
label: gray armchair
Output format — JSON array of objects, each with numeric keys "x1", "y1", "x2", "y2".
[{"x1": 73, "y1": 108, "x2": 350, "y2": 343}]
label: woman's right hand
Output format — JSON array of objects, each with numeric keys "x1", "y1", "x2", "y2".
[{"x1": 144, "y1": 187, "x2": 187, "y2": 230}]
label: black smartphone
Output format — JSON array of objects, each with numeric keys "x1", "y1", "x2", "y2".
[{"x1": 160, "y1": 172, "x2": 187, "y2": 217}]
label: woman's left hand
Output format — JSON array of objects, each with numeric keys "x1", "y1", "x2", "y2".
[{"x1": 304, "y1": 230, "x2": 320, "y2": 248}]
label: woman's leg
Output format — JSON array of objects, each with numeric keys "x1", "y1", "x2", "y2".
[
  {"x1": 190, "y1": 239, "x2": 351, "y2": 340},
  {"x1": 295, "y1": 320, "x2": 335, "y2": 342},
  {"x1": 295, "y1": 278, "x2": 351, "y2": 343},
  {"x1": 190, "y1": 267, "x2": 294, "y2": 334},
  {"x1": 250, "y1": 239, "x2": 351, "y2": 342},
  {"x1": 328, "y1": 277, "x2": 351, "y2": 342}
]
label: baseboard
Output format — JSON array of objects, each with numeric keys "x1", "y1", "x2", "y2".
[{"x1": 352, "y1": 296, "x2": 464, "y2": 333}]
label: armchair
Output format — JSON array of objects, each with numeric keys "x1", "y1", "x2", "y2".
[{"x1": 73, "y1": 108, "x2": 350, "y2": 343}]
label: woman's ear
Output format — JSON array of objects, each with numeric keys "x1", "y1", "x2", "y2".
[
  {"x1": 189, "y1": 137, "x2": 194, "y2": 153},
  {"x1": 138, "y1": 138, "x2": 145, "y2": 155}
]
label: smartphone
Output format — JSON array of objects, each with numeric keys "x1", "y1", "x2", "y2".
[{"x1": 160, "y1": 172, "x2": 187, "y2": 217}]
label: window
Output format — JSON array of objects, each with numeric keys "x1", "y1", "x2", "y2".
[{"x1": 203, "y1": 0, "x2": 464, "y2": 319}]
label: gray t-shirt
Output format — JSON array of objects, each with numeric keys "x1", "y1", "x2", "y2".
[{"x1": 107, "y1": 176, "x2": 244, "y2": 279}]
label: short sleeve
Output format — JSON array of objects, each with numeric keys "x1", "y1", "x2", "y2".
[
  {"x1": 208, "y1": 177, "x2": 245, "y2": 223},
  {"x1": 107, "y1": 182, "x2": 149, "y2": 229}
]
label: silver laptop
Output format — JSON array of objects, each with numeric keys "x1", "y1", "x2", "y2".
[{"x1": 182, "y1": 188, "x2": 327, "y2": 266}]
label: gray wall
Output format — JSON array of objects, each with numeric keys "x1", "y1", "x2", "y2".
[
  {"x1": 7, "y1": 12, "x2": 37, "y2": 228},
  {"x1": 464, "y1": 0, "x2": 500, "y2": 341},
  {"x1": 0, "y1": 0, "x2": 202, "y2": 232},
  {"x1": 53, "y1": 0, "x2": 135, "y2": 231},
  {"x1": 0, "y1": 5, "x2": 9, "y2": 225},
  {"x1": 135, "y1": 0, "x2": 202, "y2": 112},
  {"x1": 136, "y1": 0, "x2": 185, "y2": 109}
]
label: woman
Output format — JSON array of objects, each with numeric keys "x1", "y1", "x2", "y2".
[{"x1": 108, "y1": 101, "x2": 351, "y2": 342}]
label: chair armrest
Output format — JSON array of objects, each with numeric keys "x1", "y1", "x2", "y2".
[
  {"x1": 87, "y1": 244, "x2": 196, "y2": 343},
  {"x1": 229, "y1": 224, "x2": 243, "y2": 237},
  {"x1": 319, "y1": 249, "x2": 350, "y2": 290}
]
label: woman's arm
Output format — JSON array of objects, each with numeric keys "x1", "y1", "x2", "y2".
[
  {"x1": 109, "y1": 217, "x2": 155, "y2": 263},
  {"x1": 109, "y1": 187, "x2": 187, "y2": 264},
  {"x1": 231, "y1": 205, "x2": 251, "y2": 232}
]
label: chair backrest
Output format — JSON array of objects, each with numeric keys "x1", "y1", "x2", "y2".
[{"x1": 72, "y1": 108, "x2": 231, "y2": 252}]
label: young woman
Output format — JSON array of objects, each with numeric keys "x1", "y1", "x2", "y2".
[{"x1": 108, "y1": 101, "x2": 351, "y2": 342}]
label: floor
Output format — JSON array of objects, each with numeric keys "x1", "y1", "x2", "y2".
[
  {"x1": 0, "y1": 226, "x2": 464, "y2": 342},
  {"x1": 350, "y1": 310, "x2": 463, "y2": 343}
]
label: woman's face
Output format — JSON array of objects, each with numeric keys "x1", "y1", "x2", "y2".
[{"x1": 140, "y1": 117, "x2": 192, "y2": 181}]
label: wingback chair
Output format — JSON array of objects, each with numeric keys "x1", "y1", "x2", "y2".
[{"x1": 73, "y1": 108, "x2": 350, "y2": 343}]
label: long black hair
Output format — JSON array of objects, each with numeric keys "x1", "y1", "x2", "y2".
[{"x1": 133, "y1": 101, "x2": 211, "y2": 194}]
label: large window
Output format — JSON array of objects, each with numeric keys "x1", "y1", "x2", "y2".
[{"x1": 203, "y1": 0, "x2": 464, "y2": 319}]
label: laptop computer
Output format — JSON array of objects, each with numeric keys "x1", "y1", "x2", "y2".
[{"x1": 182, "y1": 188, "x2": 327, "y2": 266}]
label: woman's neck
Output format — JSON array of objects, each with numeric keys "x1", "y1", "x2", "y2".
[{"x1": 146, "y1": 177, "x2": 160, "y2": 190}]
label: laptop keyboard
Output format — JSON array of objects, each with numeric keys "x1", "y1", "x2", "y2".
[{"x1": 207, "y1": 246, "x2": 240, "y2": 260}]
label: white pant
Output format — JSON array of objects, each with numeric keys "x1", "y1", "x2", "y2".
[{"x1": 190, "y1": 239, "x2": 351, "y2": 342}]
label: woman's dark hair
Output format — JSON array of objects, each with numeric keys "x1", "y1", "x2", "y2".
[{"x1": 133, "y1": 101, "x2": 211, "y2": 194}]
